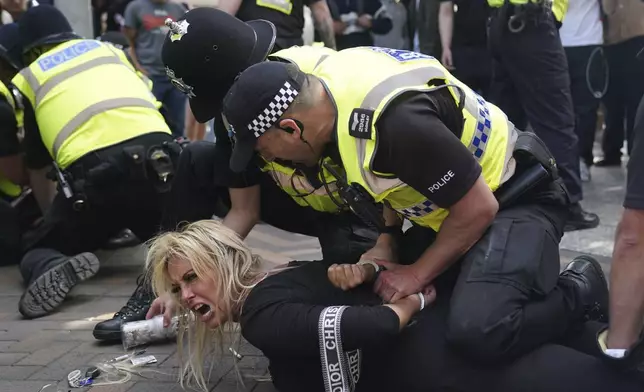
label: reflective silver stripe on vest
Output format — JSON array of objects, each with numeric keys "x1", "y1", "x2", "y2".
[
  {"x1": 398, "y1": 93, "x2": 495, "y2": 219},
  {"x1": 314, "y1": 54, "x2": 330, "y2": 68},
  {"x1": 52, "y1": 97, "x2": 157, "y2": 158},
  {"x1": 266, "y1": 167, "x2": 338, "y2": 196},
  {"x1": 33, "y1": 56, "x2": 125, "y2": 107},
  {"x1": 350, "y1": 66, "x2": 498, "y2": 219}
]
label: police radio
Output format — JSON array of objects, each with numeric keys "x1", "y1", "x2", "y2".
[{"x1": 322, "y1": 162, "x2": 386, "y2": 232}]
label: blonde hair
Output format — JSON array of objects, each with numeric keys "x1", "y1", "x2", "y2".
[{"x1": 146, "y1": 220, "x2": 263, "y2": 391}]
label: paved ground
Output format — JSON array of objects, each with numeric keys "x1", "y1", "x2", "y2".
[{"x1": 0, "y1": 161, "x2": 626, "y2": 392}]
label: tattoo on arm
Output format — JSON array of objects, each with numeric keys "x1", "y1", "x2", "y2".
[{"x1": 311, "y1": 1, "x2": 337, "y2": 49}]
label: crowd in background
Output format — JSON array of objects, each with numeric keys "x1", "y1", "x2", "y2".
[{"x1": 1, "y1": 0, "x2": 641, "y2": 177}]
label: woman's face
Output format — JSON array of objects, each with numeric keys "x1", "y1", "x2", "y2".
[{"x1": 167, "y1": 257, "x2": 228, "y2": 329}]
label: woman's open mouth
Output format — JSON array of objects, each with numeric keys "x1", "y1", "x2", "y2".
[{"x1": 192, "y1": 303, "x2": 214, "y2": 322}]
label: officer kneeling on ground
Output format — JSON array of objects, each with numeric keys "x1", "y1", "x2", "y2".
[
  {"x1": 92, "y1": 8, "x2": 379, "y2": 341},
  {"x1": 0, "y1": 23, "x2": 41, "y2": 267},
  {"x1": 222, "y1": 48, "x2": 610, "y2": 362},
  {"x1": 12, "y1": 5, "x2": 181, "y2": 319}
]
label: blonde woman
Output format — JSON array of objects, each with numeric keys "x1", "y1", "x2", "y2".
[{"x1": 145, "y1": 220, "x2": 644, "y2": 392}]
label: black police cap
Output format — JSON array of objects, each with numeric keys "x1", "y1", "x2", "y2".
[
  {"x1": 0, "y1": 23, "x2": 24, "y2": 70},
  {"x1": 161, "y1": 7, "x2": 276, "y2": 123},
  {"x1": 19, "y1": 5, "x2": 81, "y2": 54}
]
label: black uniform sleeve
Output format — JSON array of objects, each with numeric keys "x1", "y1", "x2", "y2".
[
  {"x1": 0, "y1": 97, "x2": 19, "y2": 157},
  {"x1": 372, "y1": 90, "x2": 481, "y2": 208},
  {"x1": 625, "y1": 96, "x2": 644, "y2": 210},
  {"x1": 240, "y1": 264, "x2": 401, "y2": 357},
  {"x1": 22, "y1": 99, "x2": 53, "y2": 169}
]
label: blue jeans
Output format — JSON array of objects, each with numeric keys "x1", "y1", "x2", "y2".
[{"x1": 150, "y1": 74, "x2": 187, "y2": 138}]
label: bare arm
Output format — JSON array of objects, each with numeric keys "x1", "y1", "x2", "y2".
[
  {"x1": 123, "y1": 27, "x2": 146, "y2": 75},
  {"x1": 606, "y1": 208, "x2": 644, "y2": 349},
  {"x1": 411, "y1": 175, "x2": 498, "y2": 285},
  {"x1": 438, "y1": 1, "x2": 454, "y2": 68},
  {"x1": 310, "y1": 1, "x2": 337, "y2": 49},
  {"x1": 0, "y1": 154, "x2": 28, "y2": 185},
  {"x1": 217, "y1": 0, "x2": 243, "y2": 15},
  {"x1": 223, "y1": 185, "x2": 261, "y2": 239}
]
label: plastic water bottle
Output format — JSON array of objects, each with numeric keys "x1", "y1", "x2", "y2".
[{"x1": 121, "y1": 315, "x2": 179, "y2": 350}]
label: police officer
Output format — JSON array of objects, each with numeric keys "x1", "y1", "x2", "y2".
[
  {"x1": 486, "y1": 0, "x2": 599, "y2": 232},
  {"x1": 13, "y1": 5, "x2": 181, "y2": 319},
  {"x1": 92, "y1": 7, "x2": 378, "y2": 341},
  {"x1": 221, "y1": 48, "x2": 610, "y2": 363},
  {"x1": 0, "y1": 23, "x2": 36, "y2": 267}
]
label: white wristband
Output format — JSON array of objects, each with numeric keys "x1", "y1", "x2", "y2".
[
  {"x1": 417, "y1": 293, "x2": 425, "y2": 311},
  {"x1": 357, "y1": 260, "x2": 380, "y2": 273}
]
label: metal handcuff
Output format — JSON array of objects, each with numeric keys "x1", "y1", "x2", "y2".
[{"x1": 507, "y1": 0, "x2": 549, "y2": 33}]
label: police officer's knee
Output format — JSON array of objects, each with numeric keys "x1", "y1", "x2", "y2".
[{"x1": 446, "y1": 311, "x2": 510, "y2": 362}]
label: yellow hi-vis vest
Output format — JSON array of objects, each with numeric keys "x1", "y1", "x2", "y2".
[
  {"x1": 487, "y1": 0, "x2": 568, "y2": 23},
  {"x1": 248, "y1": 45, "x2": 343, "y2": 213},
  {"x1": 12, "y1": 39, "x2": 170, "y2": 170},
  {"x1": 0, "y1": 80, "x2": 22, "y2": 198},
  {"x1": 314, "y1": 47, "x2": 517, "y2": 231}
]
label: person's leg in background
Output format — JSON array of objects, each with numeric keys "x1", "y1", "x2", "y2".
[
  {"x1": 150, "y1": 74, "x2": 186, "y2": 138},
  {"x1": 488, "y1": 7, "x2": 599, "y2": 231},
  {"x1": 599, "y1": 41, "x2": 626, "y2": 166},
  {"x1": 184, "y1": 102, "x2": 206, "y2": 141},
  {"x1": 163, "y1": 78, "x2": 187, "y2": 138},
  {"x1": 565, "y1": 45, "x2": 602, "y2": 181}
]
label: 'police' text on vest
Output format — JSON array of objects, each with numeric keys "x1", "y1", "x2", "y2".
[{"x1": 38, "y1": 41, "x2": 101, "y2": 72}]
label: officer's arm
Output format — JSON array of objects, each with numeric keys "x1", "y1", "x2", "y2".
[
  {"x1": 217, "y1": 0, "x2": 243, "y2": 15},
  {"x1": 412, "y1": 175, "x2": 498, "y2": 284},
  {"x1": 374, "y1": 91, "x2": 497, "y2": 284},
  {"x1": 223, "y1": 185, "x2": 261, "y2": 239}
]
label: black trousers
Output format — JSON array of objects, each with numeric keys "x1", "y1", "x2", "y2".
[
  {"x1": 602, "y1": 35, "x2": 644, "y2": 161},
  {"x1": 161, "y1": 141, "x2": 378, "y2": 265},
  {"x1": 451, "y1": 45, "x2": 493, "y2": 98},
  {"x1": 19, "y1": 132, "x2": 176, "y2": 284},
  {"x1": 565, "y1": 45, "x2": 603, "y2": 166},
  {"x1": 396, "y1": 177, "x2": 577, "y2": 363},
  {"x1": 0, "y1": 191, "x2": 42, "y2": 267},
  {"x1": 369, "y1": 292, "x2": 644, "y2": 392},
  {"x1": 488, "y1": 7, "x2": 582, "y2": 203}
]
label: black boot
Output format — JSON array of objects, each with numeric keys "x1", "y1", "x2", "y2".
[
  {"x1": 18, "y1": 252, "x2": 100, "y2": 319},
  {"x1": 559, "y1": 255, "x2": 609, "y2": 323},
  {"x1": 93, "y1": 274, "x2": 154, "y2": 341},
  {"x1": 564, "y1": 203, "x2": 600, "y2": 232},
  {"x1": 102, "y1": 228, "x2": 140, "y2": 250}
]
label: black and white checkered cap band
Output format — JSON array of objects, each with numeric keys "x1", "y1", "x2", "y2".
[{"x1": 248, "y1": 81, "x2": 299, "y2": 138}]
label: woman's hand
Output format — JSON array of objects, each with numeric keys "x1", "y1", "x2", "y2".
[
  {"x1": 146, "y1": 292, "x2": 177, "y2": 327},
  {"x1": 328, "y1": 263, "x2": 377, "y2": 291},
  {"x1": 384, "y1": 285, "x2": 437, "y2": 330}
]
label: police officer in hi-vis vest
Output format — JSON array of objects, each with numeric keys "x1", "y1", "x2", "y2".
[
  {"x1": 92, "y1": 8, "x2": 379, "y2": 342},
  {"x1": 485, "y1": 0, "x2": 599, "y2": 232},
  {"x1": 12, "y1": 5, "x2": 181, "y2": 319},
  {"x1": 0, "y1": 23, "x2": 41, "y2": 267},
  {"x1": 221, "y1": 48, "x2": 610, "y2": 362}
]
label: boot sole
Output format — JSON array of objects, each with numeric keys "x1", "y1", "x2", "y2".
[
  {"x1": 18, "y1": 252, "x2": 100, "y2": 319},
  {"x1": 571, "y1": 254, "x2": 609, "y2": 322}
]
